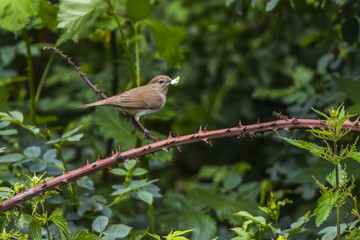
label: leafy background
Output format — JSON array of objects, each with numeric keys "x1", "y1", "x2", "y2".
[{"x1": 1, "y1": 0, "x2": 360, "y2": 239}]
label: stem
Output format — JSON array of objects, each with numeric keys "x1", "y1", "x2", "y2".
[
  {"x1": 334, "y1": 140, "x2": 340, "y2": 240},
  {"x1": 41, "y1": 202, "x2": 51, "y2": 240},
  {"x1": 22, "y1": 29, "x2": 35, "y2": 123},
  {"x1": 35, "y1": 52, "x2": 55, "y2": 107},
  {"x1": 134, "y1": 22, "x2": 140, "y2": 87},
  {"x1": 106, "y1": 0, "x2": 136, "y2": 82}
]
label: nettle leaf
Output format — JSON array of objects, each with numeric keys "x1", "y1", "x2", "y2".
[
  {"x1": 314, "y1": 191, "x2": 339, "y2": 227},
  {"x1": 279, "y1": 136, "x2": 325, "y2": 155},
  {"x1": 178, "y1": 211, "x2": 216, "y2": 240},
  {"x1": 103, "y1": 224, "x2": 132, "y2": 240},
  {"x1": 49, "y1": 209, "x2": 70, "y2": 240},
  {"x1": 93, "y1": 107, "x2": 137, "y2": 150},
  {"x1": 92, "y1": 216, "x2": 109, "y2": 233},
  {"x1": 29, "y1": 218, "x2": 42, "y2": 240},
  {"x1": 311, "y1": 107, "x2": 329, "y2": 120},
  {"x1": 0, "y1": 0, "x2": 40, "y2": 32},
  {"x1": 126, "y1": 0, "x2": 150, "y2": 21},
  {"x1": 349, "y1": 151, "x2": 360, "y2": 164},
  {"x1": 57, "y1": 0, "x2": 104, "y2": 42},
  {"x1": 144, "y1": 19, "x2": 184, "y2": 67}
]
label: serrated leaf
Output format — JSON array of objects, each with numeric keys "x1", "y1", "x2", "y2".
[
  {"x1": 314, "y1": 191, "x2": 339, "y2": 227},
  {"x1": 24, "y1": 146, "x2": 41, "y2": 158},
  {"x1": 39, "y1": 0, "x2": 58, "y2": 30},
  {"x1": 137, "y1": 190, "x2": 153, "y2": 205},
  {"x1": 49, "y1": 209, "x2": 70, "y2": 240},
  {"x1": 178, "y1": 212, "x2": 216, "y2": 240},
  {"x1": 29, "y1": 218, "x2": 42, "y2": 240},
  {"x1": 0, "y1": 0, "x2": 40, "y2": 32},
  {"x1": 57, "y1": 0, "x2": 104, "y2": 42},
  {"x1": 0, "y1": 153, "x2": 24, "y2": 163},
  {"x1": 103, "y1": 224, "x2": 132, "y2": 239},
  {"x1": 93, "y1": 107, "x2": 137, "y2": 150},
  {"x1": 92, "y1": 216, "x2": 109, "y2": 233},
  {"x1": 279, "y1": 136, "x2": 325, "y2": 155},
  {"x1": 126, "y1": 0, "x2": 150, "y2": 21},
  {"x1": 143, "y1": 19, "x2": 184, "y2": 67},
  {"x1": 349, "y1": 151, "x2": 360, "y2": 164},
  {"x1": 308, "y1": 129, "x2": 332, "y2": 136},
  {"x1": 311, "y1": 107, "x2": 329, "y2": 120}
]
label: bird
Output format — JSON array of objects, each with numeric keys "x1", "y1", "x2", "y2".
[{"x1": 79, "y1": 75, "x2": 179, "y2": 123}]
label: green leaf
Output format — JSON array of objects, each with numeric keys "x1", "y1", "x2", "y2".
[
  {"x1": 311, "y1": 107, "x2": 329, "y2": 120},
  {"x1": 342, "y1": 17, "x2": 359, "y2": 46},
  {"x1": 24, "y1": 146, "x2": 41, "y2": 158},
  {"x1": 93, "y1": 107, "x2": 137, "y2": 150},
  {"x1": 314, "y1": 191, "x2": 339, "y2": 227},
  {"x1": 279, "y1": 136, "x2": 325, "y2": 155},
  {"x1": 349, "y1": 151, "x2": 360, "y2": 164},
  {"x1": 47, "y1": 125, "x2": 85, "y2": 144},
  {"x1": 126, "y1": 0, "x2": 151, "y2": 21},
  {"x1": 103, "y1": 224, "x2": 132, "y2": 239},
  {"x1": 266, "y1": 0, "x2": 280, "y2": 11},
  {"x1": 143, "y1": 19, "x2": 184, "y2": 67},
  {"x1": 49, "y1": 209, "x2": 70, "y2": 240},
  {"x1": 1, "y1": 111, "x2": 24, "y2": 123},
  {"x1": 0, "y1": 0, "x2": 40, "y2": 32},
  {"x1": 325, "y1": 164, "x2": 346, "y2": 188},
  {"x1": 39, "y1": 0, "x2": 58, "y2": 30},
  {"x1": 43, "y1": 149, "x2": 58, "y2": 162},
  {"x1": 124, "y1": 159, "x2": 137, "y2": 171},
  {"x1": 57, "y1": 0, "x2": 104, "y2": 42},
  {"x1": 0, "y1": 129, "x2": 17, "y2": 135},
  {"x1": 0, "y1": 153, "x2": 24, "y2": 163},
  {"x1": 178, "y1": 212, "x2": 216, "y2": 240},
  {"x1": 133, "y1": 167, "x2": 148, "y2": 176},
  {"x1": 70, "y1": 229, "x2": 101, "y2": 240},
  {"x1": 92, "y1": 216, "x2": 109, "y2": 233},
  {"x1": 137, "y1": 190, "x2": 153, "y2": 205},
  {"x1": 110, "y1": 168, "x2": 127, "y2": 176},
  {"x1": 29, "y1": 218, "x2": 42, "y2": 240}
]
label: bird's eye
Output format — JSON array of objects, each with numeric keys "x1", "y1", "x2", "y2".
[{"x1": 158, "y1": 79, "x2": 165, "y2": 84}]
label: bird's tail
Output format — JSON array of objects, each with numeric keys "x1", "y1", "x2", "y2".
[{"x1": 78, "y1": 100, "x2": 106, "y2": 108}]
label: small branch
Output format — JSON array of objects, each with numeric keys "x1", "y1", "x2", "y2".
[
  {"x1": 23, "y1": 30, "x2": 35, "y2": 124},
  {"x1": 43, "y1": 47, "x2": 157, "y2": 142},
  {"x1": 2, "y1": 118, "x2": 360, "y2": 213}
]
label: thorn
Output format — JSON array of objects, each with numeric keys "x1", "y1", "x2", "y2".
[
  {"x1": 198, "y1": 125, "x2": 203, "y2": 133},
  {"x1": 289, "y1": 129, "x2": 294, "y2": 136},
  {"x1": 203, "y1": 125, "x2": 208, "y2": 132},
  {"x1": 249, "y1": 132, "x2": 256, "y2": 138},
  {"x1": 168, "y1": 131, "x2": 174, "y2": 139},
  {"x1": 257, "y1": 117, "x2": 260, "y2": 124},
  {"x1": 272, "y1": 129, "x2": 279, "y2": 135},
  {"x1": 112, "y1": 150, "x2": 115, "y2": 156},
  {"x1": 86, "y1": 160, "x2": 90, "y2": 166},
  {"x1": 208, "y1": 139, "x2": 213, "y2": 147},
  {"x1": 283, "y1": 128, "x2": 290, "y2": 132},
  {"x1": 261, "y1": 132, "x2": 265, "y2": 140},
  {"x1": 162, "y1": 147, "x2": 169, "y2": 152},
  {"x1": 135, "y1": 158, "x2": 140, "y2": 162},
  {"x1": 176, "y1": 132, "x2": 181, "y2": 138},
  {"x1": 130, "y1": 146, "x2": 134, "y2": 150},
  {"x1": 92, "y1": 163, "x2": 97, "y2": 168},
  {"x1": 225, "y1": 128, "x2": 231, "y2": 132},
  {"x1": 97, "y1": 155, "x2": 101, "y2": 161},
  {"x1": 108, "y1": 167, "x2": 112, "y2": 170},
  {"x1": 237, "y1": 120, "x2": 243, "y2": 128},
  {"x1": 176, "y1": 146, "x2": 182, "y2": 152}
]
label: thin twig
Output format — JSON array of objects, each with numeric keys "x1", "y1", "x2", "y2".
[{"x1": 43, "y1": 47, "x2": 157, "y2": 141}]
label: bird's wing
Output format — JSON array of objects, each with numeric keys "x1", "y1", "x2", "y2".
[{"x1": 106, "y1": 87, "x2": 164, "y2": 109}]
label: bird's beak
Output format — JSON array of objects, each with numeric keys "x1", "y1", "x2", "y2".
[{"x1": 171, "y1": 76, "x2": 180, "y2": 86}]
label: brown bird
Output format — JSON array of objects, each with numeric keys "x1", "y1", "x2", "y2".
[{"x1": 79, "y1": 75, "x2": 179, "y2": 123}]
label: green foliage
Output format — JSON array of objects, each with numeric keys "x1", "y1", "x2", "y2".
[{"x1": 1, "y1": 0, "x2": 360, "y2": 239}]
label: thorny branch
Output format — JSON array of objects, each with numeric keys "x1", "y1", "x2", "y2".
[
  {"x1": 2, "y1": 117, "x2": 360, "y2": 213},
  {"x1": 43, "y1": 47, "x2": 157, "y2": 142}
]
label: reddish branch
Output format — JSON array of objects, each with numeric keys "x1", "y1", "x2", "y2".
[
  {"x1": 1, "y1": 117, "x2": 360, "y2": 213},
  {"x1": 43, "y1": 47, "x2": 157, "y2": 142}
]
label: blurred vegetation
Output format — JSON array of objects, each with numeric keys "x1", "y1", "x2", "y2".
[{"x1": 1, "y1": 0, "x2": 360, "y2": 239}]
